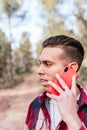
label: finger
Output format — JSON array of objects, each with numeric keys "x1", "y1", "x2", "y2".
[
  {"x1": 56, "y1": 74, "x2": 69, "y2": 90},
  {"x1": 71, "y1": 75, "x2": 77, "y2": 95},
  {"x1": 46, "y1": 92, "x2": 58, "y2": 100},
  {"x1": 48, "y1": 81, "x2": 63, "y2": 94}
]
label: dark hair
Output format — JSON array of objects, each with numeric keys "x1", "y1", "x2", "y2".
[{"x1": 42, "y1": 35, "x2": 84, "y2": 70}]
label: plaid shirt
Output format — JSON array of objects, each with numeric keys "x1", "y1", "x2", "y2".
[{"x1": 25, "y1": 85, "x2": 87, "y2": 130}]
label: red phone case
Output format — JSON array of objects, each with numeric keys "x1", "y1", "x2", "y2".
[{"x1": 48, "y1": 65, "x2": 79, "y2": 95}]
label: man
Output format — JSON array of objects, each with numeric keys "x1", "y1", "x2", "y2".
[{"x1": 24, "y1": 35, "x2": 87, "y2": 130}]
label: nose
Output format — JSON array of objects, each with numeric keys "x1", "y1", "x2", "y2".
[{"x1": 37, "y1": 64, "x2": 45, "y2": 75}]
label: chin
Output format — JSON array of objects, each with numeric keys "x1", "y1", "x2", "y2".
[{"x1": 43, "y1": 85, "x2": 50, "y2": 92}]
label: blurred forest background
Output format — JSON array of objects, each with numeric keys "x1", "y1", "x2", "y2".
[
  {"x1": 0, "y1": 0, "x2": 87, "y2": 130},
  {"x1": 0, "y1": 0, "x2": 87, "y2": 89}
]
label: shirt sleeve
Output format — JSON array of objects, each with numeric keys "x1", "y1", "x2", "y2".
[
  {"x1": 79, "y1": 123, "x2": 87, "y2": 130},
  {"x1": 25, "y1": 102, "x2": 32, "y2": 125}
]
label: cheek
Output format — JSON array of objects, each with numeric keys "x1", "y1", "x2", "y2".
[
  {"x1": 48, "y1": 64, "x2": 65, "y2": 81},
  {"x1": 48, "y1": 68, "x2": 60, "y2": 81}
]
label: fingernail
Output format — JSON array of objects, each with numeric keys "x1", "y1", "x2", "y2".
[{"x1": 56, "y1": 73, "x2": 59, "y2": 78}]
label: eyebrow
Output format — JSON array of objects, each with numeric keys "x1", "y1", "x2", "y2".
[{"x1": 39, "y1": 59, "x2": 54, "y2": 64}]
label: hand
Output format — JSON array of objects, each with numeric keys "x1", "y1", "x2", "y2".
[{"x1": 46, "y1": 74, "x2": 81, "y2": 130}]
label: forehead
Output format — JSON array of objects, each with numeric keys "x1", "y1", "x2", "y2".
[{"x1": 39, "y1": 47, "x2": 64, "y2": 61}]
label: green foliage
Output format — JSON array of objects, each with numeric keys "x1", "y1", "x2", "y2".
[
  {"x1": 41, "y1": 0, "x2": 58, "y2": 11},
  {"x1": 13, "y1": 32, "x2": 33, "y2": 75},
  {"x1": 0, "y1": 30, "x2": 34, "y2": 88},
  {"x1": 0, "y1": 74, "x2": 23, "y2": 89},
  {"x1": 1, "y1": 0, "x2": 21, "y2": 17},
  {"x1": 0, "y1": 31, "x2": 10, "y2": 78},
  {"x1": 0, "y1": 0, "x2": 22, "y2": 83},
  {"x1": 36, "y1": 40, "x2": 42, "y2": 58}
]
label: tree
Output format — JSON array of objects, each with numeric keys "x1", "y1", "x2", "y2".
[
  {"x1": 36, "y1": 40, "x2": 42, "y2": 59},
  {"x1": 0, "y1": 0, "x2": 22, "y2": 80},
  {"x1": 41, "y1": 0, "x2": 58, "y2": 12},
  {"x1": 0, "y1": 30, "x2": 11, "y2": 81},
  {"x1": 14, "y1": 32, "x2": 33, "y2": 74}
]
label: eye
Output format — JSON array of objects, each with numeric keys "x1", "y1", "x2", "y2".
[{"x1": 45, "y1": 62, "x2": 51, "y2": 67}]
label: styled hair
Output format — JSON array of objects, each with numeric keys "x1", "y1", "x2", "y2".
[{"x1": 42, "y1": 35, "x2": 84, "y2": 70}]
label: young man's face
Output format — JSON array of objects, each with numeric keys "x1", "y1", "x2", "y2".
[{"x1": 37, "y1": 47, "x2": 68, "y2": 91}]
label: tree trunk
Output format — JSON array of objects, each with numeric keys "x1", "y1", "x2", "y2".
[{"x1": 8, "y1": 17, "x2": 14, "y2": 80}]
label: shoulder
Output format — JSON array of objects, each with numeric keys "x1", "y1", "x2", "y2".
[
  {"x1": 25, "y1": 96, "x2": 41, "y2": 124},
  {"x1": 30, "y1": 96, "x2": 41, "y2": 110},
  {"x1": 28, "y1": 91, "x2": 47, "y2": 110}
]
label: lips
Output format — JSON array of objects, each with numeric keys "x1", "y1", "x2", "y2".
[{"x1": 40, "y1": 79, "x2": 49, "y2": 86}]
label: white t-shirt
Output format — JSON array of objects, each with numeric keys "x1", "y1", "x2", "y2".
[{"x1": 45, "y1": 98, "x2": 62, "y2": 130}]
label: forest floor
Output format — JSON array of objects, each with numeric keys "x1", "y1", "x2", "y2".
[{"x1": 0, "y1": 66, "x2": 44, "y2": 130}]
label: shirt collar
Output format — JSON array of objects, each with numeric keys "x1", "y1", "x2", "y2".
[
  {"x1": 39, "y1": 91, "x2": 47, "y2": 104},
  {"x1": 77, "y1": 84, "x2": 87, "y2": 107}
]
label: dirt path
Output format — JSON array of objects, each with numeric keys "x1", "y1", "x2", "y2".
[{"x1": 0, "y1": 71, "x2": 44, "y2": 130}]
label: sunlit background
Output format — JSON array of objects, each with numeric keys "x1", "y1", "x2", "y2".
[{"x1": 0, "y1": 0, "x2": 87, "y2": 130}]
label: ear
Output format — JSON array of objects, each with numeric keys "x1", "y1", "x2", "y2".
[{"x1": 68, "y1": 62, "x2": 79, "y2": 72}]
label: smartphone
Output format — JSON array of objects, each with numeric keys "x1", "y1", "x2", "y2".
[{"x1": 48, "y1": 65, "x2": 79, "y2": 95}]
